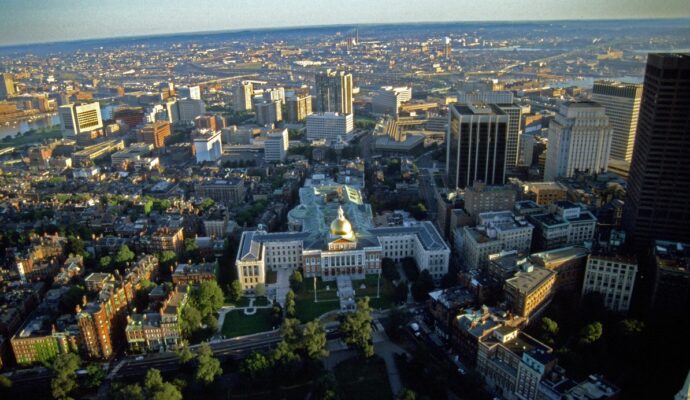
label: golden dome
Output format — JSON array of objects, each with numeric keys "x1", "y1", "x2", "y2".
[{"x1": 330, "y1": 206, "x2": 353, "y2": 236}]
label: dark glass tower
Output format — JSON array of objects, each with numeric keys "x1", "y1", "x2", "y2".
[
  {"x1": 623, "y1": 53, "x2": 690, "y2": 243},
  {"x1": 446, "y1": 104, "x2": 508, "y2": 190}
]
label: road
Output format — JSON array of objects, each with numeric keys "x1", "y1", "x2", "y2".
[{"x1": 111, "y1": 330, "x2": 282, "y2": 379}]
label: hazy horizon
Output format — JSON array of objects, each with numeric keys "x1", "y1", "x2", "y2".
[{"x1": 2, "y1": 0, "x2": 690, "y2": 47}]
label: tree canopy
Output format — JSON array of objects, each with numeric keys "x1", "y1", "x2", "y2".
[{"x1": 341, "y1": 297, "x2": 375, "y2": 357}]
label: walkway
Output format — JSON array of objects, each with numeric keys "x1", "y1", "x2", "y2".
[
  {"x1": 216, "y1": 297, "x2": 273, "y2": 333},
  {"x1": 270, "y1": 268, "x2": 291, "y2": 306}
]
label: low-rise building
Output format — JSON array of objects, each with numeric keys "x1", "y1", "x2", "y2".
[
  {"x1": 125, "y1": 285, "x2": 188, "y2": 353},
  {"x1": 171, "y1": 262, "x2": 217, "y2": 285},
  {"x1": 195, "y1": 178, "x2": 246, "y2": 205},
  {"x1": 530, "y1": 246, "x2": 589, "y2": 295},
  {"x1": 462, "y1": 211, "x2": 534, "y2": 270},
  {"x1": 464, "y1": 181, "x2": 516, "y2": 219},
  {"x1": 504, "y1": 262, "x2": 556, "y2": 319},
  {"x1": 528, "y1": 201, "x2": 596, "y2": 251}
]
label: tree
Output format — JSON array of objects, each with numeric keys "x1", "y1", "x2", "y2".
[
  {"x1": 143, "y1": 368, "x2": 164, "y2": 394},
  {"x1": 411, "y1": 270, "x2": 434, "y2": 302},
  {"x1": 271, "y1": 302, "x2": 283, "y2": 326},
  {"x1": 618, "y1": 319, "x2": 645, "y2": 336},
  {"x1": 399, "y1": 388, "x2": 417, "y2": 400},
  {"x1": 65, "y1": 235, "x2": 87, "y2": 258},
  {"x1": 382, "y1": 258, "x2": 399, "y2": 281},
  {"x1": 313, "y1": 372, "x2": 340, "y2": 400},
  {"x1": 199, "y1": 198, "x2": 215, "y2": 212},
  {"x1": 341, "y1": 297, "x2": 374, "y2": 357},
  {"x1": 195, "y1": 343, "x2": 223, "y2": 385},
  {"x1": 176, "y1": 340, "x2": 195, "y2": 364},
  {"x1": 142, "y1": 368, "x2": 182, "y2": 400},
  {"x1": 114, "y1": 244, "x2": 135, "y2": 266},
  {"x1": 285, "y1": 289, "x2": 297, "y2": 318},
  {"x1": 228, "y1": 280, "x2": 243, "y2": 304},
  {"x1": 85, "y1": 363, "x2": 105, "y2": 389},
  {"x1": 50, "y1": 353, "x2": 81, "y2": 400},
  {"x1": 281, "y1": 317, "x2": 301, "y2": 347},
  {"x1": 302, "y1": 320, "x2": 329, "y2": 360},
  {"x1": 579, "y1": 322, "x2": 603, "y2": 345},
  {"x1": 290, "y1": 270, "x2": 304, "y2": 292},
  {"x1": 180, "y1": 304, "x2": 203, "y2": 337},
  {"x1": 159, "y1": 250, "x2": 177, "y2": 267},
  {"x1": 99, "y1": 255, "x2": 112, "y2": 270},
  {"x1": 401, "y1": 257, "x2": 420, "y2": 282},
  {"x1": 112, "y1": 383, "x2": 144, "y2": 400},
  {"x1": 272, "y1": 340, "x2": 300, "y2": 366},
  {"x1": 195, "y1": 280, "x2": 224, "y2": 320},
  {"x1": 0, "y1": 375, "x2": 12, "y2": 389},
  {"x1": 241, "y1": 351, "x2": 272, "y2": 379},
  {"x1": 254, "y1": 283, "x2": 266, "y2": 297},
  {"x1": 183, "y1": 238, "x2": 201, "y2": 262},
  {"x1": 393, "y1": 281, "x2": 409, "y2": 304},
  {"x1": 540, "y1": 317, "x2": 559, "y2": 345},
  {"x1": 440, "y1": 272, "x2": 456, "y2": 288}
]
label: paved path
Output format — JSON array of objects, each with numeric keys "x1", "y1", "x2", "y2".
[
  {"x1": 216, "y1": 298, "x2": 273, "y2": 333},
  {"x1": 375, "y1": 339, "x2": 409, "y2": 397},
  {"x1": 271, "y1": 268, "x2": 291, "y2": 306}
]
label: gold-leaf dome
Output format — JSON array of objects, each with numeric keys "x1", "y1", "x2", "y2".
[{"x1": 330, "y1": 206, "x2": 353, "y2": 236}]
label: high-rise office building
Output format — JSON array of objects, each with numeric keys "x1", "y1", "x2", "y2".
[
  {"x1": 314, "y1": 70, "x2": 353, "y2": 115},
  {"x1": 169, "y1": 98, "x2": 206, "y2": 123},
  {"x1": 176, "y1": 85, "x2": 201, "y2": 100},
  {"x1": 0, "y1": 73, "x2": 15, "y2": 99},
  {"x1": 286, "y1": 94, "x2": 313, "y2": 123},
  {"x1": 139, "y1": 121, "x2": 171, "y2": 149},
  {"x1": 544, "y1": 102, "x2": 612, "y2": 181},
  {"x1": 264, "y1": 128, "x2": 289, "y2": 162},
  {"x1": 193, "y1": 129, "x2": 223, "y2": 163},
  {"x1": 446, "y1": 104, "x2": 508, "y2": 189},
  {"x1": 306, "y1": 112, "x2": 353, "y2": 140},
  {"x1": 255, "y1": 100, "x2": 283, "y2": 126},
  {"x1": 233, "y1": 82, "x2": 254, "y2": 112},
  {"x1": 623, "y1": 54, "x2": 690, "y2": 243},
  {"x1": 372, "y1": 86, "x2": 412, "y2": 116},
  {"x1": 58, "y1": 102, "x2": 104, "y2": 137},
  {"x1": 591, "y1": 80, "x2": 643, "y2": 162},
  {"x1": 457, "y1": 92, "x2": 522, "y2": 166}
]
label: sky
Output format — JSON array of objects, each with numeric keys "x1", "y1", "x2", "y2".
[{"x1": 2, "y1": 0, "x2": 689, "y2": 46}]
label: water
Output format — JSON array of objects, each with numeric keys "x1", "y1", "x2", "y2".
[
  {"x1": 0, "y1": 114, "x2": 61, "y2": 140},
  {"x1": 0, "y1": 104, "x2": 117, "y2": 140},
  {"x1": 553, "y1": 76, "x2": 644, "y2": 89}
]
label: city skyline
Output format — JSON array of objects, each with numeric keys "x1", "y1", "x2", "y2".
[{"x1": 1, "y1": 0, "x2": 690, "y2": 46}]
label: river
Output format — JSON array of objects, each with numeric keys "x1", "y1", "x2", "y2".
[{"x1": 0, "y1": 105, "x2": 117, "y2": 140}]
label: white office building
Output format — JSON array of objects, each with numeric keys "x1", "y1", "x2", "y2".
[
  {"x1": 169, "y1": 98, "x2": 206, "y2": 123},
  {"x1": 544, "y1": 102, "x2": 612, "y2": 181},
  {"x1": 59, "y1": 102, "x2": 103, "y2": 136},
  {"x1": 372, "y1": 86, "x2": 412, "y2": 116},
  {"x1": 582, "y1": 254, "x2": 637, "y2": 312},
  {"x1": 177, "y1": 85, "x2": 201, "y2": 100},
  {"x1": 306, "y1": 112, "x2": 354, "y2": 140},
  {"x1": 193, "y1": 129, "x2": 223, "y2": 163},
  {"x1": 591, "y1": 80, "x2": 642, "y2": 162},
  {"x1": 264, "y1": 128, "x2": 289, "y2": 162},
  {"x1": 462, "y1": 211, "x2": 534, "y2": 270}
]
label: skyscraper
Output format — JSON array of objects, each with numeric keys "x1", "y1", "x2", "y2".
[
  {"x1": 58, "y1": 102, "x2": 104, "y2": 136},
  {"x1": 446, "y1": 104, "x2": 508, "y2": 190},
  {"x1": 623, "y1": 53, "x2": 690, "y2": 243},
  {"x1": 0, "y1": 73, "x2": 15, "y2": 99},
  {"x1": 286, "y1": 94, "x2": 313, "y2": 123},
  {"x1": 314, "y1": 70, "x2": 353, "y2": 115},
  {"x1": 233, "y1": 81, "x2": 253, "y2": 112},
  {"x1": 591, "y1": 80, "x2": 643, "y2": 162},
  {"x1": 544, "y1": 102, "x2": 612, "y2": 181}
]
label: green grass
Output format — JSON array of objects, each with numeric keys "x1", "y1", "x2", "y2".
[
  {"x1": 254, "y1": 296, "x2": 270, "y2": 307},
  {"x1": 301, "y1": 278, "x2": 339, "y2": 301},
  {"x1": 221, "y1": 309, "x2": 275, "y2": 338},
  {"x1": 295, "y1": 298, "x2": 340, "y2": 322},
  {"x1": 334, "y1": 356, "x2": 393, "y2": 400},
  {"x1": 225, "y1": 296, "x2": 251, "y2": 307},
  {"x1": 352, "y1": 274, "x2": 395, "y2": 310},
  {"x1": 0, "y1": 126, "x2": 62, "y2": 148}
]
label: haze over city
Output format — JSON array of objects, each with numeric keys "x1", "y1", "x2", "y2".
[{"x1": 0, "y1": 2, "x2": 689, "y2": 400}]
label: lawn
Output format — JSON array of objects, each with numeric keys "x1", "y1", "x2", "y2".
[
  {"x1": 302, "y1": 277, "x2": 339, "y2": 301},
  {"x1": 221, "y1": 309, "x2": 275, "y2": 338},
  {"x1": 225, "y1": 296, "x2": 251, "y2": 307},
  {"x1": 352, "y1": 274, "x2": 395, "y2": 310},
  {"x1": 295, "y1": 298, "x2": 340, "y2": 322},
  {"x1": 334, "y1": 356, "x2": 393, "y2": 400}
]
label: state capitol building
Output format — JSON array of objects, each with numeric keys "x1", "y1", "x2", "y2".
[{"x1": 235, "y1": 184, "x2": 450, "y2": 293}]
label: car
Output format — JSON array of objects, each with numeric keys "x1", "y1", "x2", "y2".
[
  {"x1": 457, "y1": 367, "x2": 467, "y2": 375},
  {"x1": 409, "y1": 322, "x2": 421, "y2": 337},
  {"x1": 135, "y1": 356, "x2": 144, "y2": 361}
]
